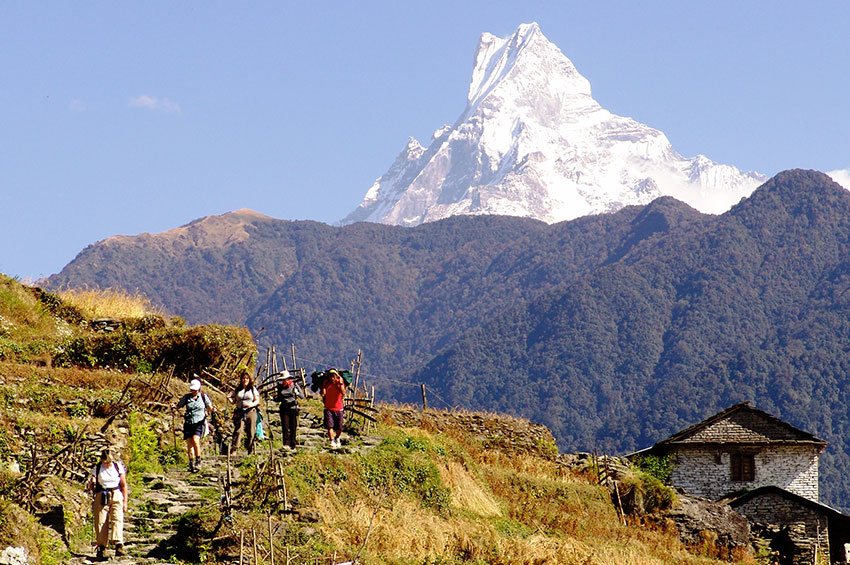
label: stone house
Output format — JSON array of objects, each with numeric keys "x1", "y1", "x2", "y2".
[{"x1": 641, "y1": 402, "x2": 850, "y2": 564}]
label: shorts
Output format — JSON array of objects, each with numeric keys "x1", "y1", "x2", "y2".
[
  {"x1": 323, "y1": 409, "x2": 344, "y2": 432},
  {"x1": 183, "y1": 420, "x2": 205, "y2": 440}
]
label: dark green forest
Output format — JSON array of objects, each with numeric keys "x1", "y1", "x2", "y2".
[{"x1": 47, "y1": 169, "x2": 850, "y2": 509}]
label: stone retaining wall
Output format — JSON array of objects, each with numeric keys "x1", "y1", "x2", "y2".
[{"x1": 380, "y1": 406, "x2": 557, "y2": 457}]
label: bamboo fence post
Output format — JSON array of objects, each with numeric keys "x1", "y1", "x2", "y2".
[
  {"x1": 266, "y1": 348, "x2": 272, "y2": 381},
  {"x1": 253, "y1": 528, "x2": 258, "y2": 565},
  {"x1": 269, "y1": 513, "x2": 274, "y2": 565},
  {"x1": 280, "y1": 460, "x2": 288, "y2": 510},
  {"x1": 239, "y1": 530, "x2": 244, "y2": 565},
  {"x1": 171, "y1": 409, "x2": 178, "y2": 454},
  {"x1": 613, "y1": 481, "x2": 626, "y2": 526},
  {"x1": 353, "y1": 350, "x2": 362, "y2": 396}
]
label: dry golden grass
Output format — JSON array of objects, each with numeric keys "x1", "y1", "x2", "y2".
[
  {"x1": 317, "y1": 488, "x2": 716, "y2": 565},
  {"x1": 0, "y1": 362, "x2": 131, "y2": 389},
  {"x1": 57, "y1": 287, "x2": 162, "y2": 319},
  {"x1": 440, "y1": 460, "x2": 502, "y2": 518},
  {"x1": 297, "y1": 416, "x2": 754, "y2": 565}
]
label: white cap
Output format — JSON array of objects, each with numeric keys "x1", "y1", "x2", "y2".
[{"x1": 190, "y1": 379, "x2": 202, "y2": 391}]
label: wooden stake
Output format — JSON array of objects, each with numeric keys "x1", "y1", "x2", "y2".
[
  {"x1": 353, "y1": 350, "x2": 362, "y2": 396},
  {"x1": 268, "y1": 514, "x2": 274, "y2": 565},
  {"x1": 253, "y1": 528, "x2": 258, "y2": 565},
  {"x1": 613, "y1": 481, "x2": 626, "y2": 526},
  {"x1": 171, "y1": 408, "x2": 178, "y2": 454},
  {"x1": 280, "y1": 461, "x2": 288, "y2": 510},
  {"x1": 239, "y1": 530, "x2": 244, "y2": 565},
  {"x1": 421, "y1": 384, "x2": 427, "y2": 412}
]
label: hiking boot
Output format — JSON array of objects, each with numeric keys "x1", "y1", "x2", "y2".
[
  {"x1": 188, "y1": 461, "x2": 196, "y2": 473},
  {"x1": 95, "y1": 545, "x2": 105, "y2": 561},
  {"x1": 194, "y1": 456, "x2": 201, "y2": 469},
  {"x1": 115, "y1": 543, "x2": 126, "y2": 557}
]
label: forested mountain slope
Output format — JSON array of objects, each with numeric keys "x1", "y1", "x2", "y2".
[
  {"x1": 413, "y1": 170, "x2": 850, "y2": 509},
  {"x1": 50, "y1": 207, "x2": 698, "y2": 380}
]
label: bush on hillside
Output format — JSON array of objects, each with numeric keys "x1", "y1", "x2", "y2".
[
  {"x1": 633, "y1": 453, "x2": 674, "y2": 484},
  {"x1": 619, "y1": 470, "x2": 677, "y2": 515},
  {"x1": 54, "y1": 322, "x2": 255, "y2": 377}
]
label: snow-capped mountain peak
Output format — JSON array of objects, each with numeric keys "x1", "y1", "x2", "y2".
[{"x1": 341, "y1": 23, "x2": 765, "y2": 227}]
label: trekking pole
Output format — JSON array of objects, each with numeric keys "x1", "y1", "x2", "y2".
[
  {"x1": 171, "y1": 407, "x2": 178, "y2": 454},
  {"x1": 89, "y1": 489, "x2": 96, "y2": 551}
]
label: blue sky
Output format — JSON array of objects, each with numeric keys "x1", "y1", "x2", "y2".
[{"x1": 2, "y1": 1, "x2": 848, "y2": 280}]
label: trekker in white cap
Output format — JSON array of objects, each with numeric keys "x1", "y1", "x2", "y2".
[{"x1": 171, "y1": 377, "x2": 216, "y2": 472}]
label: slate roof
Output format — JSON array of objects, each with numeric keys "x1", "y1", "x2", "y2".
[
  {"x1": 727, "y1": 485, "x2": 850, "y2": 523},
  {"x1": 654, "y1": 402, "x2": 827, "y2": 448}
]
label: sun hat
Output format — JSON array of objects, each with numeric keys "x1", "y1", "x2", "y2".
[{"x1": 190, "y1": 379, "x2": 202, "y2": 391}]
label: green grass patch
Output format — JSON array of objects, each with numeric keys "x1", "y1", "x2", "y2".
[{"x1": 358, "y1": 432, "x2": 451, "y2": 515}]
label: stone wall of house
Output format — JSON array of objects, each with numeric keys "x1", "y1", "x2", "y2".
[
  {"x1": 734, "y1": 492, "x2": 830, "y2": 565},
  {"x1": 670, "y1": 445, "x2": 819, "y2": 501}
]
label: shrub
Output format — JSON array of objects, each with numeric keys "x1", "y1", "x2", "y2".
[
  {"x1": 620, "y1": 470, "x2": 677, "y2": 515},
  {"x1": 55, "y1": 323, "x2": 256, "y2": 377},
  {"x1": 127, "y1": 411, "x2": 168, "y2": 474},
  {"x1": 633, "y1": 454, "x2": 674, "y2": 484}
]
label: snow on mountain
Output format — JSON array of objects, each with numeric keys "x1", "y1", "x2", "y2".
[{"x1": 341, "y1": 22, "x2": 766, "y2": 227}]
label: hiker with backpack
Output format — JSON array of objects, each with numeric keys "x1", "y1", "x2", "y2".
[
  {"x1": 321, "y1": 369, "x2": 346, "y2": 449},
  {"x1": 275, "y1": 370, "x2": 303, "y2": 451},
  {"x1": 229, "y1": 368, "x2": 261, "y2": 455},
  {"x1": 171, "y1": 378, "x2": 216, "y2": 473},
  {"x1": 86, "y1": 449, "x2": 128, "y2": 560}
]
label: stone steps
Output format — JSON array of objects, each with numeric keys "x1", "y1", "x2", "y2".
[{"x1": 66, "y1": 409, "x2": 381, "y2": 563}]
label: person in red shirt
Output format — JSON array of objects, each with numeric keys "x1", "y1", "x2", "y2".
[{"x1": 321, "y1": 369, "x2": 346, "y2": 449}]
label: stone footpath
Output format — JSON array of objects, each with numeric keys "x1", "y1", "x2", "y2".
[{"x1": 65, "y1": 410, "x2": 381, "y2": 564}]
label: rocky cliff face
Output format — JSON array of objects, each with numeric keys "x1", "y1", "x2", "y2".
[{"x1": 342, "y1": 22, "x2": 765, "y2": 226}]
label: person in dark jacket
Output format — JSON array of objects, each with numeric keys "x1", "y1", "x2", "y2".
[{"x1": 275, "y1": 370, "x2": 303, "y2": 451}]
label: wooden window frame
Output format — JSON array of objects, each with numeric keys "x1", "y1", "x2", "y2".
[{"x1": 730, "y1": 453, "x2": 755, "y2": 481}]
